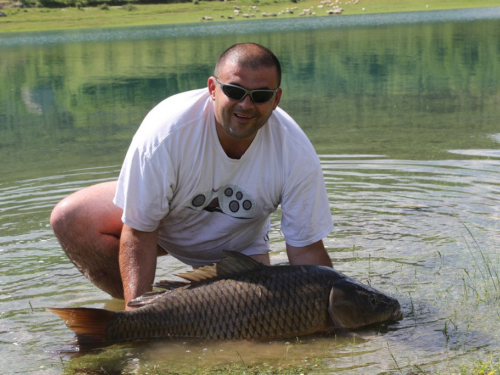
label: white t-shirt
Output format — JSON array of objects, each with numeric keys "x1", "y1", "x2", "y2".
[{"x1": 114, "y1": 88, "x2": 333, "y2": 266}]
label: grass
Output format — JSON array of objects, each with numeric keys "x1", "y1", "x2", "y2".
[
  {"x1": 438, "y1": 358, "x2": 500, "y2": 375},
  {"x1": 459, "y1": 359, "x2": 500, "y2": 375},
  {"x1": 460, "y1": 220, "x2": 500, "y2": 303},
  {"x1": 1, "y1": 0, "x2": 499, "y2": 33}
]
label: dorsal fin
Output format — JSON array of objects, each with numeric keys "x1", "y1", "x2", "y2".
[
  {"x1": 133, "y1": 251, "x2": 264, "y2": 306},
  {"x1": 174, "y1": 250, "x2": 263, "y2": 282},
  {"x1": 175, "y1": 264, "x2": 218, "y2": 282},
  {"x1": 216, "y1": 250, "x2": 263, "y2": 276}
]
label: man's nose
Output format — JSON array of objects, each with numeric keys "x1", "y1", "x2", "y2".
[{"x1": 238, "y1": 93, "x2": 255, "y2": 107}]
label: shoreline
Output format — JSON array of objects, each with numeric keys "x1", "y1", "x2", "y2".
[{"x1": 1, "y1": 0, "x2": 499, "y2": 34}]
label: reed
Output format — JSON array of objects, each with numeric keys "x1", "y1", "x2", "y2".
[{"x1": 460, "y1": 220, "x2": 500, "y2": 301}]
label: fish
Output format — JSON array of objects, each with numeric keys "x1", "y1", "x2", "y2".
[{"x1": 49, "y1": 251, "x2": 402, "y2": 345}]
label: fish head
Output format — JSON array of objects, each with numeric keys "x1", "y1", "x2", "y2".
[{"x1": 327, "y1": 278, "x2": 403, "y2": 329}]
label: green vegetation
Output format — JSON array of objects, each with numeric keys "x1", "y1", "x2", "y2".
[
  {"x1": 461, "y1": 221, "x2": 500, "y2": 303},
  {"x1": 458, "y1": 359, "x2": 500, "y2": 375},
  {"x1": 0, "y1": 0, "x2": 499, "y2": 33}
]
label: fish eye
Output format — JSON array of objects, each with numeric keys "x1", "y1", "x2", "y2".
[{"x1": 370, "y1": 294, "x2": 380, "y2": 305}]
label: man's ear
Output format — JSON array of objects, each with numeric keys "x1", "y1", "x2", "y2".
[
  {"x1": 272, "y1": 88, "x2": 283, "y2": 110},
  {"x1": 207, "y1": 77, "x2": 217, "y2": 101}
]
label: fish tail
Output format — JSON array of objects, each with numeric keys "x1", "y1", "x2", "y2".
[{"x1": 48, "y1": 307, "x2": 115, "y2": 344}]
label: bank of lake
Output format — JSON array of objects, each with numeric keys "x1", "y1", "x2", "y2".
[{"x1": 1, "y1": 0, "x2": 499, "y2": 33}]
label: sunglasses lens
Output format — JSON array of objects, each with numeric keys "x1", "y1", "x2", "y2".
[
  {"x1": 218, "y1": 79, "x2": 276, "y2": 104},
  {"x1": 251, "y1": 91, "x2": 275, "y2": 103},
  {"x1": 221, "y1": 85, "x2": 246, "y2": 101}
]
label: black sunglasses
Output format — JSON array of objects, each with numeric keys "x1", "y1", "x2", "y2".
[{"x1": 214, "y1": 77, "x2": 279, "y2": 104}]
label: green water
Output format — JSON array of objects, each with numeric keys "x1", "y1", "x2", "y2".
[{"x1": 1, "y1": 7, "x2": 500, "y2": 374}]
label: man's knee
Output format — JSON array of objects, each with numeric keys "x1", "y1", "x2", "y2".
[
  {"x1": 50, "y1": 196, "x2": 77, "y2": 236},
  {"x1": 50, "y1": 182, "x2": 122, "y2": 238}
]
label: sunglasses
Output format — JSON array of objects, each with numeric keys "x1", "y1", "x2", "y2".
[{"x1": 214, "y1": 77, "x2": 279, "y2": 104}]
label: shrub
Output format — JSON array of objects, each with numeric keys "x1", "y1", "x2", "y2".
[
  {"x1": 20, "y1": 0, "x2": 34, "y2": 7},
  {"x1": 122, "y1": 3, "x2": 135, "y2": 10}
]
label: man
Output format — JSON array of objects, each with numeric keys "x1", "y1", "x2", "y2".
[{"x1": 50, "y1": 43, "x2": 333, "y2": 310}]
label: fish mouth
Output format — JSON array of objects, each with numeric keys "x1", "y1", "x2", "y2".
[{"x1": 390, "y1": 309, "x2": 403, "y2": 321}]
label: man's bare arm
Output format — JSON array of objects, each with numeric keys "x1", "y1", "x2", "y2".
[
  {"x1": 286, "y1": 240, "x2": 333, "y2": 267},
  {"x1": 119, "y1": 224, "x2": 159, "y2": 310}
]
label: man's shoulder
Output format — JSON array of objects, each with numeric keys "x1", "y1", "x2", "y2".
[
  {"x1": 131, "y1": 88, "x2": 212, "y2": 153},
  {"x1": 268, "y1": 107, "x2": 313, "y2": 150},
  {"x1": 152, "y1": 88, "x2": 211, "y2": 119},
  {"x1": 270, "y1": 107, "x2": 305, "y2": 134},
  {"x1": 141, "y1": 88, "x2": 211, "y2": 132}
]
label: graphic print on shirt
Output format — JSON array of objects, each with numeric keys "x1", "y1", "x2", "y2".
[{"x1": 188, "y1": 184, "x2": 256, "y2": 219}]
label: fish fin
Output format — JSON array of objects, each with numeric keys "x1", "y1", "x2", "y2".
[
  {"x1": 175, "y1": 264, "x2": 218, "y2": 282},
  {"x1": 328, "y1": 287, "x2": 346, "y2": 329},
  {"x1": 216, "y1": 250, "x2": 263, "y2": 277},
  {"x1": 48, "y1": 307, "x2": 114, "y2": 344},
  {"x1": 128, "y1": 281, "x2": 193, "y2": 307},
  {"x1": 127, "y1": 290, "x2": 169, "y2": 307},
  {"x1": 153, "y1": 280, "x2": 191, "y2": 290},
  {"x1": 173, "y1": 251, "x2": 263, "y2": 283}
]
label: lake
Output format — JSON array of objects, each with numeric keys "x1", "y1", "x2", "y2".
[{"x1": 1, "y1": 6, "x2": 500, "y2": 374}]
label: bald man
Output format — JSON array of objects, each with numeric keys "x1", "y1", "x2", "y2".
[{"x1": 50, "y1": 43, "x2": 333, "y2": 309}]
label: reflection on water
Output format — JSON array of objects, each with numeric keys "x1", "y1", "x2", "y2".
[{"x1": 1, "y1": 7, "x2": 500, "y2": 374}]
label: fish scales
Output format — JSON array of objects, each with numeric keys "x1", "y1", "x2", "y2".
[
  {"x1": 106, "y1": 269, "x2": 330, "y2": 341},
  {"x1": 49, "y1": 251, "x2": 402, "y2": 345}
]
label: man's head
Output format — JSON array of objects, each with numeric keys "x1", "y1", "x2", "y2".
[
  {"x1": 214, "y1": 43, "x2": 282, "y2": 87},
  {"x1": 208, "y1": 43, "x2": 283, "y2": 158}
]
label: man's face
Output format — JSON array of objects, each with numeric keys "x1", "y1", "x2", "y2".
[{"x1": 208, "y1": 61, "x2": 282, "y2": 146}]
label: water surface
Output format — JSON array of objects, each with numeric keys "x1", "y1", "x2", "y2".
[{"x1": 1, "y1": 7, "x2": 500, "y2": 374}]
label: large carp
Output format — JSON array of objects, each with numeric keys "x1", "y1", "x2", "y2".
[{"x1": 49, "y1": 251, "x2": 402, "y2": 345}]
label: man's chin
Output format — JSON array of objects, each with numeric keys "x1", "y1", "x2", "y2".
[{"x1": 227, "y1": 125, "x2": 258, "y2": 141}]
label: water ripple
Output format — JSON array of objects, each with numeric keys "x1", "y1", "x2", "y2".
[{"x1": 1, "y1": 159, "x2": 499, "y2": 373}]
